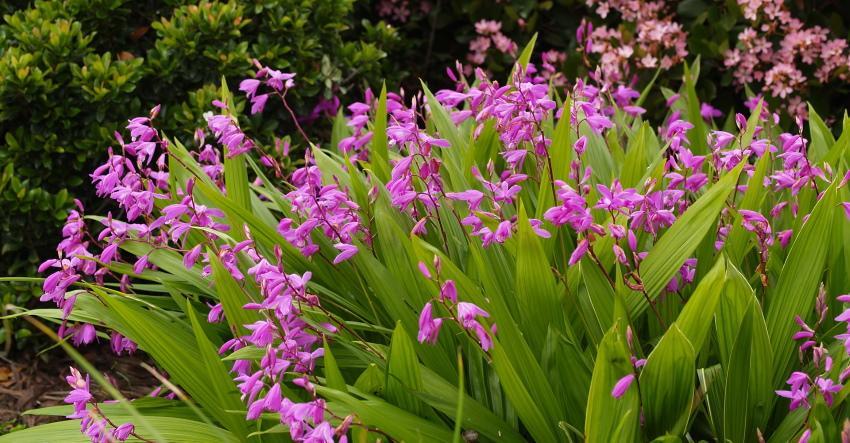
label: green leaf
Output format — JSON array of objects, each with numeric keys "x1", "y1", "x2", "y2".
[
  {"x1": 767, "y1": 180, "x2": 837, "y2": 388},
  {"x1": 185, "y1": 300, "x2": 251, "y2": 439},
  {"x1": 585, "y1": 321, "x2": 640, "y2": 443},
  {"x1": 93, "y1": 294, "x2": 248, "y2": 438},
  {"x1": 549, "y1": 95, "x2": 574, "y2": 184},
  {"x1": 542, "y1": 327, "x2": 592, "y2": 429},
  {"x1": 636, "y1": 67, "x2": 662, "y2": 107},
  {"x1": 0, "y1": 417, "x2": 239, "y2": 443},
  {"x1": 674, "y1": 257, "x2": 726, "y2": 352},
  {"x1": 582, "y1": 130, "x2": 615, "y2": 184},
  {"x1": 224, "y1": 149, "x2": 250, "y2": 213},
  {"x1": 119, "y1": 241, "x2": 212, "y2": 297},
  {"x1": 208, "y1": 251, "x2": 261, "y2": 336},
  {"x1": 724, "y1": 303, "x2": 754, "y2": 442},
  {"x1": 317, "y1": 386, "x2": 453, "y2": 441},
  {"x1": 640, "y1": 325, "x2": 695, "y2": 437},
  {"x1": 368, "y1": 82, "x2": 391, "y2": 183},
  {"x1": 716, "y1": 263, "x2": 753, "y2": 368},
  {"x1": 509, "y1": 33, "x2": 538, "y2": 81},
  {"x1": 221, "y1": 345, "x2": 265, "y2": 361},
  {"x1": 354, "y1": 363, "x2": 385, "y2": 395},
  {"x1": 767, "y1": 408, "x2": 808, "y2": 443},
  {"x1": 385, "y1": 321, "x2": 430, "y2": 416},
  {"x1": 323, "y1": 338, "x2": 348, "y2": 392},
  {"x1": 331, "y1": 108, "x2": 351, "y2": 150},
  {"x1": 463, "y1": 244, "x2": 567, "y2": 441},
  {"x1": 418, "y1": 367, "x2": 526, "y2": 442},
  {"x1": 636, "y1": 163, "x2": 743, "y2": 315},
  {"x1": 808, "y1": 103, "x2": 835, "y2": 162},
  {"x1": 721, "y1": 284, "x2": 772, "y2": 442},
  {"x1": 578, "y1": 258, "x2": 615, "y2": 345},
  {"x1": 621, "y1": 123, "x2": 649, "y2": 188},
  {"x1": 490, "y1": 341, "x2": 561, "y2": 443},
  {"x1": 809, "y1": 397, "x2": 838, "y2": 442},
  {"x1": 452, "y1": 352, "x2": 464, "y2": 443},
  {"x1": 683, "y1": 59, "x2": 708, "y2": 154},
  {"x1": 515, "y1": 205, "x2": 569, "y2": 353},
  {"x1": 23, "y1": 398, "x2": 192, "y2": 419},
  {"x1": 823, "y1": 115, "x2": 850, "y2": 166},
  {"x1": 698, "y1": 365, "x2": 726, "y2": 438},
  {"x1": 221, "y1": 78, "x2": 251, "y2": 213}
]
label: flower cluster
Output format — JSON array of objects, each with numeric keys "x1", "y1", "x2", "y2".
[
  {"x1": 277, "y1": 160, "x2": 369, "y2": 264},
  {"x1": 579, "y1": 0, "x2": 688, "y2": 83},
  {"x1": 239, "y1": 62, "x2": 296, "y2": 116},
  {"x1": 338, "y1": 88, "x2": 389, "y2": 162},
  {"x1": 64, "y1": 367, "x2": 136, "y2": 442},
  {"x1": 777, "y1": 291, "x2": 850, "y2": 438},
  {"x1": 466, "y1": 20, "x2": 518, "y2": 70},
  {"x1": 725, "y1": 0, "x2": 850, "y2": 116},
  {"x1": 416, "y1": 259, "x2": 495, "y2": 351},
  {"x1": 220, "y1": 257, "x2": 354, "y2": 441},
  {"x1": 44, "y1": 71, "x2": 358, "y2": 440},
  {"x1": 375, "y1": 0, "x2": 431, "y2": 23},
  {"x1": 611, "y1": 326, "x2": 646, "y2": 398}
]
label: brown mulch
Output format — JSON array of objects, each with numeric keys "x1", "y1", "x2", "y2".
[{"x1": 0, "y1": 345, "x2": 159, "y2": 433}]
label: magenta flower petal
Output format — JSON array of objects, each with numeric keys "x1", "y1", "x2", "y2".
[{"x1": 611, "y1": 373, "x2": 635, "y2": 398}]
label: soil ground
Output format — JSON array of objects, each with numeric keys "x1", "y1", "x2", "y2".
[{"x1": 0, "y1": 345, "x2": 158, "y2": 434}]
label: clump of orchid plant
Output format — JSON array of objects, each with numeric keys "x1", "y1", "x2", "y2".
[{"x1": 10, "y1": 38, "x2": 850, "y2": 443}]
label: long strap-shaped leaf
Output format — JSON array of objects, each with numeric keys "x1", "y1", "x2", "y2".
[
  {"x1": 431, "y1": 241, "x2": 567, "y2": 441},
  {"x1": 421, "y1": 82, "x2": 470, "y2": 190},
  {"x1": 316, "y1": 386, "x2": 453, "y2": 442},
  {"x1": 208, "y1": 251, "x2": 262, "y2": 336},
  {"x1": 767, "y1": 179, "x2": 837, "y2": 388},
  {"x1": 0, "y1": 416, "x2": 239, "y2": 443},
  {"x1": 88, "y1": 294, "x2": 249, "y2": 440},
  {"x1": 639, "y1": 325, "x2": 695, "y2": 437},
  {"x1": 633, "y1": 162, "x2": 744, "y2": 317},
  {"x1": 585, "y1": 320, "x2": 641, "y2": 442}
]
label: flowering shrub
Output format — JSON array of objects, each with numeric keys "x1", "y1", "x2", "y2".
[
  {"x1": 724, "y1": 0, "x2": 850, "y2": 117},
  {"x1": 8, "y1": 38, "x2": 850, "y2": 442},
  {"x1": 579, "y1": 0, "x2": 688, "y2": 83}
]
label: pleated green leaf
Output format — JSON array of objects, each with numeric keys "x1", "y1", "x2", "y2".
[
  {"x1": 724, "y1": 304, "x2": 754, "y2": 442},
  {"x1": 0, "y1": 417, "x2": 239, "y2": 443},
  {"x1": 490, "y1": 341, "x2": 561, "y2": 443},
  {"x1": 674, "y1": 257, "x2": 726, "y2": 352},
  {"x1": 317, "y1": 386, "x2": 452, "y2": 441},
  {"x1": 639, "y1": 325, "x2": 695, "y2": 437},
  {"x1": 368, "y1": 82, "x2": 391, "y2": 182},
  {"x1": 385, "y1": 321, "x2": 430, "y2": 417},
  {"x1": 767, "y1": 180, "x2": 837, "y2": 388},
  {"x1": 208, "y1": 250, "x2": 261, "y2": 336},
  {"x1": 808, "y1": 103, "x2": 835, "y2": 162},
  {"x1": 515, "y1": 205, "x2": 568, "y2": 353},
  {"x1": 636, "y1": 163, "x2": 743, "y2": 316},
  {"x1": 585, "y1": 321, "x2": 640, "y2": 443},
  {"x1": 96, "y1": 295, "x2": 248, "y2": 439},
  {"x1": 323, "y1": 338, "x2": 348, "y2": 392}
]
